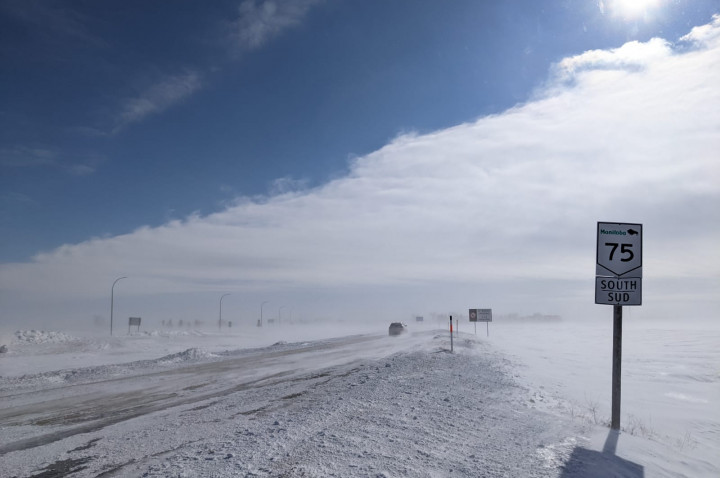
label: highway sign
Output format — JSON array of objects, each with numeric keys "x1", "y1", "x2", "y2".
[
  {"x1": 596, "y1": 222, "x2": 642, "y2": 277},
  {"x1": 469, "y1": 308, "x2": 492, "y2": 322},
  {"x1": 595, "y1": 277, "x2": 642, "y2": 306}
]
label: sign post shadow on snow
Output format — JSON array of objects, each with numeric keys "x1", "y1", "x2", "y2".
[
  {"x1": 558, "y1": 430, "x2": 644, "y2": 477},
  {"x1": 595, "y1": 222, "x2": 642, "y2": 431}
]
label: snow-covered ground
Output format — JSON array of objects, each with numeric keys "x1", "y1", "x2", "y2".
[
  {"x1": 0, "y1": 318, "x2": 717, "y2": 477},
  {"x1": 486, "y1": 318, "x2": 720, "y2": 477}
]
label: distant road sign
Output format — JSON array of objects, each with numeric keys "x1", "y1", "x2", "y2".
[
  {"x1": 470, "y1": 309, "x2": 492, "y2": 322},
  {"x1": 128, "y1": 316, "x2": 142, "y2": 334},
  {"x1": 595, "y1": 277, "x2": 642, "y2": 306},
  {"x1": 596, "y1": 222, "x2": 642, "y2": 277}
]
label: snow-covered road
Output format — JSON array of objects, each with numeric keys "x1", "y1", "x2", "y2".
[
  {"x1": 1, "y1": 331, "x2": 580, "y2": 477},
  {"x1": 1, "y1": 322, "x2": 717, "y2": 477},
  {"x1": 1, "y1": 334, "x2": 387, "y2": 451}
]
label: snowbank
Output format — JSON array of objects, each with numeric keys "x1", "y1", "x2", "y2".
[{"x1": 12, "y1": 329, "x2": 78, "y2": 344}]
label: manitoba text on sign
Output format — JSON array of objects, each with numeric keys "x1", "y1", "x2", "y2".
[
  {"x1": 595, "y1": 277, "x2": 642, "y2": 306},
  {"x1": 469, "y1": 309, "x2": 492, "y2": 322},
  {"x1": 596, "y1": 222, "x2": 642, "y2": 277}
]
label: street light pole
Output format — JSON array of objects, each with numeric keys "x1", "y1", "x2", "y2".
[
  {"x1": 110, "y1": 276, "x2": 127, "y2": 336},
  {"x1": 219, "y1": 293, "x2": 231, "y2": 331},
  {"x1": 260, "y1": 300, "x2": 269, "y2": 327}
]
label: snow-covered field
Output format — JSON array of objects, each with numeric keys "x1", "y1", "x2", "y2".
[{"x1": 0, "y1": 318, "x2": 717, "y2": 477}]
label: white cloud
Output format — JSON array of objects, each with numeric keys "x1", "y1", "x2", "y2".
[
  {"x1": 2, "y1": 19, "x2": 719, "y2": 324},
  {"x1": 680, "y1": 14, "x2": 720, "y2": 47},
  {"x1": 551, "y1": 37, "x2": 673, "y2": 84},
  {"x1": 268, "y1": 176, "x2": 310, "y2": 195},
  {"x1": 232, "y1": 0, "x2": 323, "y2": 50},
  {"x1": 114, "y1": 71, "x2": 203, "y2": 133}
]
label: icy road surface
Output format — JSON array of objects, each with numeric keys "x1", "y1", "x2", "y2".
[{"x1": 1, "y1": 331, "x2": 581, "y2": 477}]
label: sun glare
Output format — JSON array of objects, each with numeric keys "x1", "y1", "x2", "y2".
[{"x1": 607, "y1": 0, "x2": 662, "y2": 20}]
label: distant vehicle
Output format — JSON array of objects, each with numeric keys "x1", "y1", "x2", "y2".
[{"x1": 388, "y1": 322, "x2": 407, "y2": 336}]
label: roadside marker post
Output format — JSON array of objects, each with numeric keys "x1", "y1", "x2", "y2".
[
  {"x1": 450, "y1": 315, "x2": 454, "y2": 352},
  {"x1": 595, "y1": 222, "x2": 643, "y2": 431}
]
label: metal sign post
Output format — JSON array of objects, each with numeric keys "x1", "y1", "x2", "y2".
[
  {"x1": 612, "y1": 305, "x2": 622, "y2": 430},
  {"x1": 128, "y1": 317, "x2": 141, "y2": 334},
  {"x1": 469, "y1": 308, "x2": 492, "y2": 337},
  {"x1": 596, "y1": 222, "x2": 643, "y2": 431}
]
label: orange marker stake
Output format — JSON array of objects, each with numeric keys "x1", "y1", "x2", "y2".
[{"x1": 449, "y1": 315, "x2": 454, "y2": 352}]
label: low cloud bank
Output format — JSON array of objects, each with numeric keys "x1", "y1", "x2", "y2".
[{"x1": 2, "y1": 18, "x2": 719, "y2": 324}]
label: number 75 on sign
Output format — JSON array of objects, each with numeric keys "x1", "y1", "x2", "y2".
[{"x1": 596, "y1": 222, "x2": 643, "y2": 278}]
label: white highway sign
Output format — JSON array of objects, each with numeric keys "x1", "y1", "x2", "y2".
[
  {"x1": 596, "y1": 222, "x2": 643, "y2": 277},
  {"x1": 595, "y1": 277, "x2": 642, "y2": 306}
]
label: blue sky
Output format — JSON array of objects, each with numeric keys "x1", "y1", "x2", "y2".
[
  {"x1": 1, "y1": 1, "x2": 719, "y2": 326},
  {"x1": 3, "y1": 0, "x2": 716, "y2": 261}
]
